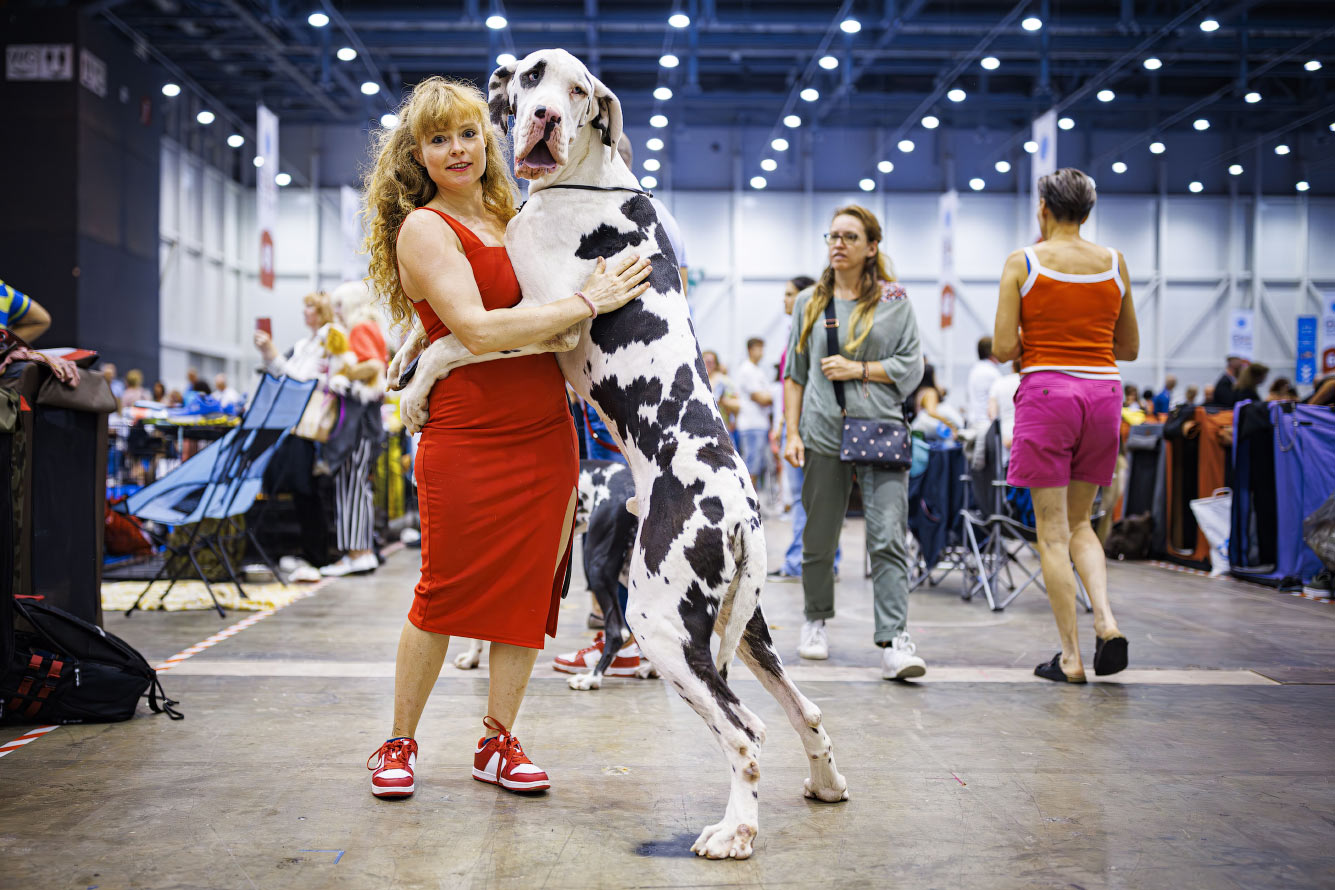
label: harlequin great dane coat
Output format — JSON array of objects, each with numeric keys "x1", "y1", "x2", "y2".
[{"x1": 388, "y1": 48, "x2": 846, "y2": 860}]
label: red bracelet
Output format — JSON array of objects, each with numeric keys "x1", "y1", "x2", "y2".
[{"x1": 575, "y1": 291, "x2": 597, "y2": 318}]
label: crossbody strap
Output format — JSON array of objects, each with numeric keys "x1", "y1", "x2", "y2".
[{"x1": 822, "y1": 298, "x2": 847, "y2": 415}]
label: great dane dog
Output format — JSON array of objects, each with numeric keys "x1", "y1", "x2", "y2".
[{"x1": 389, "y1": 48, "x2": 846, "y2": 859}]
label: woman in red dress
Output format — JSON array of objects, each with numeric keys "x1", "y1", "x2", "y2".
[{"x1": 361, "y1": 77, "x2": 651, "y2": 798}]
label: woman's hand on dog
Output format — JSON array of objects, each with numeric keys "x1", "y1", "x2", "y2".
[{"x1": 581, "y1": 255, "x2": 654, "y2": 315}]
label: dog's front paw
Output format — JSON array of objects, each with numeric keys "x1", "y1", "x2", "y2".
[
  {"x1": 567, "y1": 671, "x2": 602, "y2": 691},
  {"x1": 399, "y1": 378, "x2": 432, "y2": 435},
  {"x1": 634, "y1": 660, "x2": 659, "y2": 680},
  {"x1": 691, "y1": 820, "x2": 756, "y2": 860},
  {"x1": 453, "y1": 649, "x2": 481, "y2": 670},
  {"x1": 803, "y1": 771, "x2": 849, "y2": 803}
]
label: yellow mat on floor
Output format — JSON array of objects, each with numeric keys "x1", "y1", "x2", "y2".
[{"x1": 100, "y1": 581, "x2": 312, "y2": 612}]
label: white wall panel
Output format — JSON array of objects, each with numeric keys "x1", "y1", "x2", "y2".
[
  {"x1": 1308, "y1": 202, "x2": 1335, "y2": 281},
  {"x1": 1096, "y1": 197, "x2": 1157, "y2": 276},
  {"x1": 1258, "y1": 198, "x2": 1303, "y2": 279},
  {"x1": 1164, "y1": 198, "x2": 1231, "y2": 279}
]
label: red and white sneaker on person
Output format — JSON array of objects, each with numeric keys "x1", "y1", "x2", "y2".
[
  {"x1": 472, "y1": 716, "x2": 550, "y2": 793},
  {"x1": 551, "y1": 632, "x2": 641, "y2": 677},
  {"x1": 367, "y1": 737, "x2": 417, "y2": 799}
]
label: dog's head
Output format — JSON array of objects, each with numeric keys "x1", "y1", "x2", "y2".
[{"x1": 488, "y1": 48, "x2": 623, "y2": 180}]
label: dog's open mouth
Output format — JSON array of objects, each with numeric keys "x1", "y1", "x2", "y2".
[{"x1": 518, "y1": 139, "x2": 559, "y2": 173}]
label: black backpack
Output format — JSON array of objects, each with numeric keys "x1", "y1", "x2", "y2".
[{"x1": 2, "y1": 597, "x2": 181, "y2": 725}]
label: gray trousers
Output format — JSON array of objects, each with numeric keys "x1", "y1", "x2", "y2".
[{"x1": 801, "y1": 451, "x2": 911, "y2": 645}]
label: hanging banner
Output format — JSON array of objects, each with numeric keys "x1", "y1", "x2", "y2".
[
  {"x1": 256, "y1": 103, "x2": 279, "y2": 290},
  {"x1": 1322, "y1": 293, "x2": 1335, "y2": 376},
  {"x1": 1030, "y1": 109, "x2": 1058, "y2": 242},
  {"x1": 1228, "y1": 309, "x2": 1255, "y2": 362},
  {"x1": 340, "y1": 185, "x2": 366, "y2": 283},
  {"x1": 938, "y1": 190, "x2": 958, "y2": 329},
  {"x1": 1296, "y1": 316, "x2": 1317, "y2": 385}
]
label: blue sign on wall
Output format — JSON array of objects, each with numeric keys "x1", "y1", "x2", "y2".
[{"x1": 1297, "y1": 315, "x2": 1317, "y2": 385}]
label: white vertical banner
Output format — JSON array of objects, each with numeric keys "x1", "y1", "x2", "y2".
[
  {"x1": 1321, "y1": 293, "x2": 1335, "y2": 376},
  {"x1": 339, "y1": 185, "x2": 366, "y2": 283},
  {"x1": 1030, "y1": 109, "x2": 1058, "y2": 242},
  {"x1": 1228, "y1": 309, "x2": 1255, "y2": 361},
  {"x1": 938, "y1": 189, "x2": 959, "y2": 392},
  {"x1": 256, "y1": 103, "x2": 279, "y2": 290}
]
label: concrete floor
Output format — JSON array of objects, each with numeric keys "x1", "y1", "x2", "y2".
[{"x1": 3, "y1": 516, "x2": 1335, "y2": 890}]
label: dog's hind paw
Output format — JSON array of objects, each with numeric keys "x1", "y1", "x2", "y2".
[
  {"x1": 453, "y1": 650, "x2": 481, "y2": 670},
  {"x1": 691, "y1": 820, "x2": 756, "y2": 860},
  {"x1": 803, "y1": 772, "x2": 849, "y2": 803},
  {"x1": 634, "y1": 660, "x2": 659, "y2": 680},
  {"x1": 567, "y1": 671, "x2": 602, "y2": 691}
]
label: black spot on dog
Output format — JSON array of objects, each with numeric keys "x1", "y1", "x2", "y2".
[
  {"x1": 678, "y1": 583, "x2": 756, "y2": 743},
  {"x1": 487, "y1": 94, "x2": 511, "y2": 131},
  {"x1": 590, "y1": 374, "x2": 665, "y2": 462},
  {"x1": 518, "y1": 59, "x2": 546, "y2": 88},
  {"x1": 696, "y1": 444, "x2": 735, "y2": 471},
  {"x1": 646, "y1": 251, "x2": 680, "y2": 294},
  {"x1": 575, "y1": 223, "x2": 647, "y2": 261},
  {"x1": 699, "y1": 496, "x2": 725, "y2": 524},
  {"x1": 684, "y1": 525, "x2": 726, "y2": 588},
  {"x1": 620, "y1": 195, "x2": 656, "y2": 228},
  {"x1": 655, "y1": 364, "x2": 694, "y2": 428},
  {"x1": 752, "y1": 791, "x2": 759, "y2": 799},
  {"x1": 589, "y1": 300, "x2": 670, "y2": 353},
  {"x1": 741, "y1": 606, "x2": 784, "y2": 679},
  {"x1": 641, "y1": 471, "x2": 705, "y2": 573}
]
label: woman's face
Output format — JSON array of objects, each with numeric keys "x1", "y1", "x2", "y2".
[
  {"x1": 416, "y1": 120, "x2": 486, "y2": 195},
  {"x1": 303, "y1": 302, "x2": 321, "y2": 330},
  {"x1": 783, "y1": 283, "x2": 799, "y2": 316},
  {"x1": 703, "y1": 352, "x2": 718, "y2": 375},
  {"x1": 827, "y1": 213, "x2": 876, "y2": 274}
]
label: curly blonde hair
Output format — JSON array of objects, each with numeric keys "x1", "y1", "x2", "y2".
[
  {"x1": 363, "y1": 76, "x2": 519, "y2": 331},
  {"x1": 795, "y1": 204, "x2": 897, "y2": 356}
]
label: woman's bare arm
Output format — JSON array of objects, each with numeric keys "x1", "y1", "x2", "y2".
[
  {"x1": 1112, "y1": 252, "x2": 1139, "y2": 361},
  {"x1": 993, "y1": 250, "x2": 1026, "y2": 362}
]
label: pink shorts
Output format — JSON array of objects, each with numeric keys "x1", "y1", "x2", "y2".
[{"x1": 1007, "y1": 372, "x2": 1122, "y2": 489}]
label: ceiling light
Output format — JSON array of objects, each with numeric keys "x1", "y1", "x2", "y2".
[
  {"x1": 1305, "y1": 60, "x2": 1323, "y2": 72},
  {"x1": 761, "y1": 158, "x2": 777, "y2": 172},
  {"x1": 1143, "y1": 57, "x2": 1162, "y2": 71},
  {"x1": 252, "y1": 156, "x2": 264, "y2": 168},
  {"x1": 196, "y1": 110, "x2": 215, "y2": 125},
  {"x1": 819, "y1": 55, "x2": 839, "y2": 70},
  {"x1": 380, "y1": 112, "x2": 399, "y2": 128},
  {"x1": 361, "y1": 81, "x2": 380, "y2": 95},
  {"x1": 750, "y1": 176, "x2": 767, "y2": 190},
  {"x1": 921, "y1": 115, "x2": 940, "y2": 129},
  {"x1": 947, "y1": 88, "x2": 966, "y2": 103},
  {"x1": 1330, "y1": 122, "x2": 1335, "y2": 132},
  {"x1": 337, "y1": 47, "x2": 357, "y2": 62},
  {"x1": 995, "y1": 160, "x2": 1011, "y2": 173},
  {"x1": 307, "y1": 12, "x2": 329, "y2": 27},
  {"x1": 485, "y1": 14, "x2": 507, "y2": 29},
  {"x1": 496, "y1": 52, "x2": 516, "y2": 66},
  {"x1": 668, "y1": 13, "x2": 690, "y2": 28},
  {"x1": 898, "y1": 139, "x2": 915, "y2": 153},
  {"x1": 640, "y1": 175, "x2": 658, "y2": 189},
  {"x1": 771, "y1": 138, "x2": 789, "y2": 151},
  {"x1": 650, "y1": 114, "x2": 669, "y2": 128},
  {"x1": 275, "y1": 172, "x2": 292, "y2": 187},
  {"x1": 1149, "y1": 141, "x2": 1165, "y2": 154},
  {"x1": 1097, "y1": 89, "x2": 1115, "y2": 102},
  {"x1": 1022, "y1": 16, "x2": 1043, "y2": 31},
  {"x1": 981, "y1": 56, "x2": 1000, "y2": 70},
  {"x1": 1189, "y1": 181, "x2": 1203, "y2": 193},
  {"x1": 654, "y1": 86, "x2": 673, "y2": 101},
  {"x1": 840, "y1": 18, "x2": 862, "y2": 34},
  {"x1": 1229, "y1": 164, "x2": 1243, "y2": 175},
  {"x1": 859, "y1": 178, "x2": 875, "y2": 191},
  {"x1": 969, "y1": 178, "x2": 985, "y2": 191},
  {"x1": 646, "y1": 137, "x2": 664, "y2": 151},
  {"x1": 1200, "y1": 18, "x2": 1219, "y2": 32},
  {"x1": 1058, "y1": 116, "x2": 1074, "y2": 130},
  {"x1": 1275, "y1": 143, "x2": 1290, "y2": 155},
  {"x1": 161, "y1": 82, "x2": 181, "y2": 97},
  {"x1": 643, "y1": 158, "x2": 661, "y2": 171},
  {"x1": 1193, "y1": 118, "x2": 1210, "y2": 131},
  {"x1": 1245, "y1": 91, "x2": 1261, "y2": 103},
  {"x1": 227, "y1": 134, "x2": 244, "y2": 148},
  {"x1": 1112, "y1": 161, "x2": 1127, "y2": 174},
  {"x1": 877, "y1": 160, "x2": 894, "y2": 174},
  {"x1": 659, "y1": 54, "x2": 679, "y2": 68},
  {"x1": 1296, "y1": 180, "x2": 1310, "y2": 192},
  {"x1": 784, "y1": 114, "x2": 801, "y2": 128},
  {"x1": 1023, "y1": 140, "x2": 1038, "y2": 153},
  {"x1": 800, "y1": 88, "x2": 820, "y2": 102}
]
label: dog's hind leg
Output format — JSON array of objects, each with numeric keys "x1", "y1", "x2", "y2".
[
  {"x1": 736, "y1": 604, "x2": 848, "y2": 803},
  {"x1": 627, "y1": 571, "x2": 766, "y2": 859},
  {"x1": 453, "y1": 638, "x2": 484, "y2": 670},
  {"x1": 568, "y1": 583, "x2": 628, "y2": 691}
]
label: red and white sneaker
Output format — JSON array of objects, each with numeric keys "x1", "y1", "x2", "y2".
[
  {"x1": 472, "y1": 716, "x2": 550, "y2": 793},
  {"x1": 552, "y1": 632, "x2": 641, "y2": 677},
  {"x1": 367, "y1": 737, "x2": 417, "y2": 799}
]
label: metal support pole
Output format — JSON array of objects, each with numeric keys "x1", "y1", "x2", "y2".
[
  {"x1": 1155, "y1": 158, "x2": 1167, "y2": 386},
  {"x1": 310, "y1": 149, "x2": 321, "y2": 293}
]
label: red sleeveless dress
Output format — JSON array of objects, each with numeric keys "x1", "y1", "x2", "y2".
[{"x1": 403, "y1": 208, "x2": 578, "y2": 648}]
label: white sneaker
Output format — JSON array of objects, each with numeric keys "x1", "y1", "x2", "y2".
[
  {"x1": 881, "y1": 631, "x2": 927, "y2": 680},
  {"x1": 288, "y1": 565, "x2": 322, "y2": 583},
  {"x1": 320, "y1": 553, "x2": 379, "y2": 577},
  {"x1": 798, "y1": 620, "x2": 829, "y2": 660},
  {"x1": 279, "y1": 555, "x2": 309, "y2": 573}
]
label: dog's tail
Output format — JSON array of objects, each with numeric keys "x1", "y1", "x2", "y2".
[{"x1": 714, "y1": 517, "x2": 765, "y2": 676}]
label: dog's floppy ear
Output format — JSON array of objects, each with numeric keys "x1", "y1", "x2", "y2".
[
  {"x1": 487, "y1": 62, "x2": 516, "y2": 135},
  {"x1": 588, "y1": 74, "x2": 623, "y2": 149}
]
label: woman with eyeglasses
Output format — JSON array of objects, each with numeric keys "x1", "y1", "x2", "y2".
[{"x1": 782, "y1": 204, "x2": 927, "y2": 680}]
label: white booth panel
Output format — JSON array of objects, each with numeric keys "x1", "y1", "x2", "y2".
[
  {"x1": 1164, "y1": 198, "x2": 1231, "y2": 279},
  {"x1": 1258, "y1": 198, "x2": 1303, "y2": 279}
]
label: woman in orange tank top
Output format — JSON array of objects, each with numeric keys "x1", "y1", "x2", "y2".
[
  {"x1": 359, "y1": 77, "x2": 651, "y2": 800},
  {"x1": 992, "y1": 168, "x2": 1140, "y2": 685}
]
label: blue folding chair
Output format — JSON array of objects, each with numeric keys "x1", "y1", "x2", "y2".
[{"x1": 120, "y1": 374, "x2": 318, "y2": 617}]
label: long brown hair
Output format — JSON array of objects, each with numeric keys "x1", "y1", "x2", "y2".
[
  {"x1": 363, "y1": 76, "x2": 520, "y2": 331},
  {"x1": 796, "y1": 204, "x2": 897, "y2": 356}
]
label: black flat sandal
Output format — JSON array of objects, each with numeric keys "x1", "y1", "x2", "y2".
[
  {"x1": 1094, "y1": 635, "x2": 1129, "y2": 676},
  {"x1": 1034, "y1": 653, "x2": 1087, "y2": 684}
]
